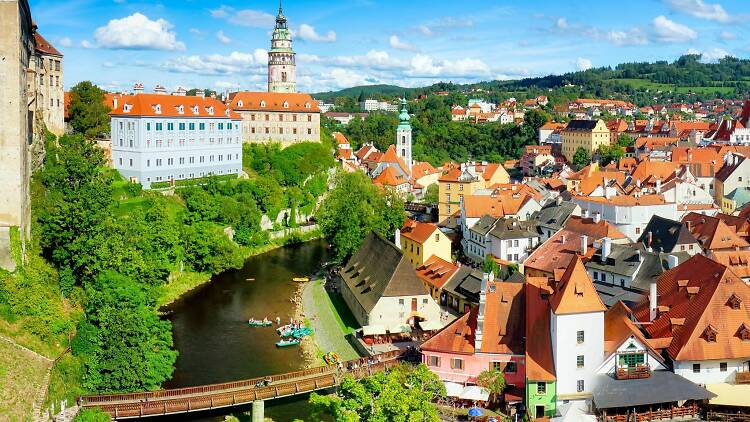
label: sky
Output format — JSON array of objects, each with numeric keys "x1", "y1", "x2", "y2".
[{"x1": 28, "y1": 0, "x2": 750, "y2": 94}]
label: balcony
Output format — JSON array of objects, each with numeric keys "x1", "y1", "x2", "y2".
[
  {"x1": 736, "y1": 370, "x2": 750, "y2": 384},
  {"x1": 615, "y1": 365, "x2": 651, "y2": 380}
]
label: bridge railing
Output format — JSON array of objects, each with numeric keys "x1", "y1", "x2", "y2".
[{"x1": 80, "y1": 349, "x2": 405, "y2": 406}]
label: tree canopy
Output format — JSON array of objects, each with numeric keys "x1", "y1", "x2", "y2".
[
  {"x1": 572, "y1": 147, "x2": 591, "y2": 170},
  {"x1": 68, "y1": 81, "x2": 111, "y2": 139}
]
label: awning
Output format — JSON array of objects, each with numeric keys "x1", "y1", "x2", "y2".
[
  {"x1": 707, "y1": 383, "x2": 750, "y2": 407},
  {"x1": 444, "y1": 381, "x2": 463, "y2": 398},
  {"x1": 552, "y1": 402, "x2": 596, "y2": 422},
  {"x1": 504, "y1": 386, "x2": 524, "y2": 403},
  {"x1": 387, "y1": 324, "x2": 412, "y2": 334},
  {"x1": 420, "y1": 320, "x2": 443, "y2": 331},
  {"x1": 459, "y1": 385, "x2": 490, "y2": 401},
  {"x1": 593, "y1": 371, "x2": 716, "y2": 409},
  {"x1": 361, "y1": 324, "x2": 386, "y2": 336}
]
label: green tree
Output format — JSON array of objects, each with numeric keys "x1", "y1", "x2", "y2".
[
  {"x1": 572, "y1": 147, "x2": 591, "y2": 170},
  {"x1": 317, "y1": 171, "x2": 406, "y2": 262},
  {"x1": 74, "y1": 272, "x2": 177, "y2": 393},
  {"x1": 309, "y1": 363, "x2": 445, "y2": 422},
  {"x1": 182, "y1": 222, "x2": 244, "y2": 273},
  {"x1": 422, "y1": 184, "x2": 439, "y2": 205},
  {"x1": 68, "y1": 81, "x2": 111, "y2": 139},
  {"x1": 74, "y1": 408, "x2": 110, "y2": 422},
  {"x1": 615, "y1": 133, "x2": 633, "y2": 148},
  {"x1": 598, "y1": 145, "x2": 624, "y2": 167},
  {"x1": 476, "y1": 369, "x2": 506, "y2": 405}
]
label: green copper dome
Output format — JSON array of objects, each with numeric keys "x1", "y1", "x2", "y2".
[{"x1": 398, "y1": 98, "x2": 410, "y2": 126}]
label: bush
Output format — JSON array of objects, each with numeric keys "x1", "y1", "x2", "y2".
[
  {"x1": 150, "y1": 181, "x2": 170, "y2": 189},
  {"x1": 74, "y1": 408, "x2": 110, "y2": 422},
  {"x1": 123, "y1": 182, "x2": 143, "y2": 198}
]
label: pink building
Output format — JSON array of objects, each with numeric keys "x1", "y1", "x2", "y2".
[{"x1": 421, "y1": 274, "x2": 526, "y2": 392}]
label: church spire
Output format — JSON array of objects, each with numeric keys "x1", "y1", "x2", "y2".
[{"x1": 275, "y1": 0, "x2": 287, "y2": 29}]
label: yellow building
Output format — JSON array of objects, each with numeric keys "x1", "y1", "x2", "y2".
[
  {"x1": 437, "y1": 162, "x2": 509, "y2": 226},
  {"x1": 398, "y1": 219, "x2": 452, "y2": 268},
  {"x1": 561, "y1": 119, "x2": 610, "y2": 162}
]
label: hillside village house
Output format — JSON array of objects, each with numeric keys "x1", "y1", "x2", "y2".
[
  {"x1": 464, "y1": 216, "x2": 540, "y2": 266},
  {"x1": 226, "y1": 91, "x2": 320, "y2": 146},
  {"x1": 398, "y1": 219, "x2": 452, "y2": 268},
  {"x1": 109, "y1": 93, "x2": 242, "y2": 188},
  {"x1": 716, "y1": 153, "x2": 750, "y2": 211},
  {"x1": 438, "y1": 162, "x2": 510, "y2": 227},
  {"x1": 339, "y1": 231, "x2": 442, "y2": 333},
  {"x1": 561, "y1": 119, "x2": 611, "y2": 162}
]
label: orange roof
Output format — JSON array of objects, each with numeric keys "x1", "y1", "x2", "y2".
[
  {"x1": 525, "y1": 277, "x2": 556, "y2": 381},
  {"x1": 671, "y1": 147, "x2": 721, "y2": 177},
  {"x1": 682, "y1": 212, "x2": 749, "y2": 251},
  {"x1": 411, "y1": 161, "x2": 439, "y2": 179},
  {"x1": 438, "y1": 162, "x2": 504, "y2": 183},
  {"x1": 574, "y1": 193, "x2": 669, "y2": 206},
  {"x1": 604, "y1": 302, "x2": 664, "y2": 362},
  {"x1": 332, "y1": 132, "x2": 349, "y2": 145},
  {"x1": 415, "y1": 255, "x2": 460, "y2": 291},
  {"x1": 337, "y1": 148, "x2": 353, "y2": 160},
  {"x1": 372, "y1": 166, "x2": 408, "y2": 187},
  {"x1": 564, "y1": 215, "x2": 627, "y2": 240},
  {"x1": 34, "y1": 32, "x2": 62, "y2": 56},
  {"x1": 634, "y1": 254, "x2": 750, "y2": 361},
  {"x1": 227, "y1": 91, "x2": 320, "y2": 113},
  {"x1": 577, "y1": 169, "x2": 627, "y2": 196},
  {"x1": 549, "y1": 256, "x2": 606, "y2": 315},
  {"x1": 378, "y1": 145, "x2": 410, "y2": 176},
  {"x1": 634, "y1": 137, "x2": 679, "y2": 150},
  {"x1": 630, "y1": 160, "x2": 680, "y2": 184},
  {"x1": 420, "y1": 280, "x2": 525, "y2": 355},
  {"x1": 462, "y1": 192, "x2": 533, "y2": 219},
  {"x1": 109, "y1": 93, "x2": 239, "y2": 119},
  {"x1": 355, "y1": 144, "x2": 378, "y2": 161},
  {"x1": 540, "y1": 122, "x2": 566, "y2": 131},
  {"x1": 400, "y1": 219, "x2": 440, "y2": 244},
  {"x1": 710, "y1": 250, "x2": 750, "y2": 279}
]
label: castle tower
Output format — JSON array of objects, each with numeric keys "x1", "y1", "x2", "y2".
[
  {"x1": 396, "y1": 98, "x2": 412, "y2": 174},
  {"x1": 268, "y1": 0, "x2": 296, "y2": 93}
]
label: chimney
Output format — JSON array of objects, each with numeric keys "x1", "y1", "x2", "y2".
[
  {"x1": 647, "y1": 231, "x2": 653, "y2": 249},
  {"x1": 133, "y1": 83, "x2": 144, "y2": 95},
  {"x1": 667, "y1": 254, "x2": 679, "y2": 269},
  {"x1": 556, "y1": 196, "x2": 563, "y2": 206},
  {"x1": 581, "y1": 235, "x2": 588, "y2": 256},
  {"x1": 154, "y1": 84, "x2": 167, "y2": 95},
  {"x1": 601, "y1": 237, "x2": 611, "y2": 260},
  {"x1": 561, "y1": 234, "x2": 567, "y2": 244},
  {"x1": 394, "y1": 229, "x2": 401, "y2": 249},
  {"x1": 685, "y1": 220, "x2": 692, "y2": 231},
  {"x1": 593, "y1": 212, "x2": 601, "y2": 223},
  {"x1": 475, "y1": 273, "x2": 488, "y2": 351},
  {"x1": 656, "y1": 178, "x2": 662, "y2": 192},
  {"x1": 582, "y1": 209, "x2": 589, "y2": 218},
  {"x1": 649, "y1": 281, "x2": 658, "y2": 321},
  {"x1": 113, "y1": 96, "x2": 118, "y2": 110},
  {"x1": 196, "y1": 90, "x2": 205, "y2": 98}
]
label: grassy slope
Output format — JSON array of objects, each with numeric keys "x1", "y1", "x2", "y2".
[
  {"x1": 0, "y1": 340, "x2": 50, "y2": 420},
  {"x1": 607, "y1": 78, "x2": 737, "y2": 94}
]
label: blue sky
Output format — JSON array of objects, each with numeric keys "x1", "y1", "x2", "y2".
[{"x1": 28, "y1": 0, "x2": 750, "y2": 93}]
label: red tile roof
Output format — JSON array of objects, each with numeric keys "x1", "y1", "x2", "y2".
[
  {"x1": 227, "y1": 91, "x2": 320, "y2": 113},
  {"x1": 682, "y1": 212, "x2": 749, "y2": 251},
  {"x1": 710, "y1": 250, "x2": 750, "y2": 279},
  {"x1": 633, "y1": 254, "x2": 750, "y2": 361},
  {"x1": 549, "y1": 256, "x2": 606, "y2": 315},
  {"x1": 372, "y1": 166, "x2": 408, "y2": 187},
  {"x1": 109, "y1": 94, "x2": 239, "y2": 119},
  {"x1": 34, "y1": 32, "x2": 62, "y2": 56},
  {"x1": 415, "y1": 256, "x2": 460, "y2": 291},
  {"x1": 525, "y1": 277, "x2": 556, "y2": 381},
  {"x1": 400, "y1": 219, "x2": 440, "y2": 244}
]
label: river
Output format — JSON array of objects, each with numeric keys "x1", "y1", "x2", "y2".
[{"x1": 163, "y1": 239, "x2": 332, "y2": 421}]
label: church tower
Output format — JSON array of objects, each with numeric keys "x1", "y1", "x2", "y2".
[
  {"x1": 396, "y1": 98, "x2": 412, "y2": 174},
  {"x1": 268, "y1": 1, "x2": 296, "y2": 93}
]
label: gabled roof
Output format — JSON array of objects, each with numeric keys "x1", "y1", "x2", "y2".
[
  {"x1": 378, "y1": 145, "x2": 410, "y2": 176},
  {"x1": 549, "y1": 256, "x2": 606, "y2": 315},
  {"x1": 710, "y1": 250, "x2": 750, "y2": 279},
  {"x1": 634, "y1": 254, "x2": 750, "y2": 361},
  {"x1": 604, "y1": 301, "x2": 664, "y2": 365},
  {"x1": 630, "y1": 161, "x2": 680, "y2": 185},
  {"x1": 716, "y1": 153, "x2": 747, "y2": 182},
  {"x1": 563, "y1": 119, "x2": 599, "y2": 131},
  {"x1": 411, "y1": 161, "x2": 439, "y2": 179},
  {"x1": 420, "y1": 281, "x2": 525, "y2": 355},
  {"x1": 355, "y1": 144, "x2": 378, "y2": 161},
  {"x1": 34, "y1": 32, "x2": 62, "y2": 57},
  {"x1": 638, "y1": 215, "x2": 698, "y2": 253},
  {"x1": 372, "y1": 166, "x2": 408, "y2": 187},
  {"x1": 332, "y1": 132, "x2": 349, "y2": 145},
  {"x1": 564, "y1": 215, "x2": 627, "y2": 240},
  {"x1": 525, "y1": 277, "x2": 556, "y2": 381},
  {"x1": 415, "y1": 255, "x2": 460, "y2": 291},
  {"x1": 340, "y1": 232, "x2": 429, "y2": 313},
  {"x1": 682, "y1": 212, "x2": 749, "y2": 251},
  {"x1": 227, "y1": 91, "x2": 320, "y2": 112},
  {"x1": 400, "y1": 219, "x2": 440, "y2": 244},
  {"x1": 532, "y1": 200, "x2": 578, "y2": 231}
]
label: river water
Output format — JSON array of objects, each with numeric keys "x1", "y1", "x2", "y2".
[{"x1": 164, "y1": 239, "x2": 332, "y2": 421}]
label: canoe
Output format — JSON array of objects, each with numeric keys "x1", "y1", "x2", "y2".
[
  {"x1": 323, "y1": 352, "x2": 340, "y2": 365},
  {"x1": 276, "y1": 339, "x2": 300, "y2": 347},
  {"x1": 248, "y1": 319, "x2": 273, "y2": 327},
  {"x1": 292, "y1": 277, "x2": 310, "y2": 283},
  {"x1": 292, "y1": 327, "x2": 313, "y2": 338}
]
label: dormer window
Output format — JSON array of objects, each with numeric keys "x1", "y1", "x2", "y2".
[
  {"x1": 123, "y1": 104, "x2": 132, "y2": 113},
  {"x1": 283, "y1": 101, "x2": 289, "y2": 109},
  {"x1": 305, "y1": 102, "x2": 311, "y2": 109},
  {"x1": 238, "y1": 100, "x2": 244, "y2": 108},
  {"x1": 260, "y1": 101, "x2": 266, "y2": 108},
  {"x1": 153, "y1": 104, "x2": 162, "y2": 114},
  {"x1": 192, "y1": 106, "x2": 199, "y2": 115},
  {"x1": 739, "y1": 324, "x2": 750, "y2": 341},
  {"x1": 728, "y1": 294, "x2": 742, "y2": 310},
  {"x1": 177, "y1": 105, "x2": 184, "y2": 115},
  {"x1": 704, "y1": 325, "x2": 718, "y2": 342},
  {"x1": 207, "y1": 106, "x2": 214, "y2": 115}
]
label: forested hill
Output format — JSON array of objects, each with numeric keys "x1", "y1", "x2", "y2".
[{"x1": 316, "y1": 54, "x2": 750, "y2": 106}]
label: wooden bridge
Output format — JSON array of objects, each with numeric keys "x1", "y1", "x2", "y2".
[{"x1": 79, "y1": 350, "x2": 407, "y2": 419}]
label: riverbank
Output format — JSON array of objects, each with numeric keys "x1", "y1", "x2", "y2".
[{"x1": 157, "y1": 228, "x2": 323, "y2": 308}]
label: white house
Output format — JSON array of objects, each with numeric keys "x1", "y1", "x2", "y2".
[
  {"x1": 110, "y1": 92, "x2": 243, "y2": 188},
  {"x1": 488, "y1": 218, "x2": 540, "y2": 264},
  {"x1": 572, "y1": 194, "x2": 679, "y2": 242}
]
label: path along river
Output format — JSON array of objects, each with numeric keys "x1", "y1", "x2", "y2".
[{"x1": 163, "y1": 239, "x2": 332, "y2": 421}]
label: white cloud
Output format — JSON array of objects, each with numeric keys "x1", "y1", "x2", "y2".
[
  {"x1": 211, "y1": 6, "x2": 275, "y2": 28},
  {"x1": 686, "y1": 47, "x2": 730, "y2": 62},
  {"x1": 719, "y1": 30, "x2": 736, "y2": 40},
  {"x1": 605, "y1": 29, "x2": 649, "y2": 46},
  {"x1": 93, "y1": 13, "x2": 185, "y2": 50},
  {"x1": 297, "y1": 24, "x2": 336, "y2": 42},
  {"x1": 102, "y1": 61, "x2": 115, "y2": 68},
  {"x1": 556, "y1": 18, "x2": 569, "y2": 29},
  {"x1": 406, "y1": 54, "x2": 490, "y2": 78},
  {"x1": 214, "y1": 80, "x2": 239, "y2": 90},
  {"x1": 80, "y1": 39, "x2": 94, "y2": 49},
  {"x1": 189, "y1": 28, "x2": 202, "y2": 35},
  {"x1": 57, "y1": 37, "x2": 72, "y2": 47},
  {"x1": 416, "y1": 17, "x2": 474, "y2": 37},
  {"x1": 552, "y1": 17, "x2": 648, "y2": 46},
  {"x1": 160, "y1": 49, "x2": 268, "y2": 75},
  {"x1": 651, "y1": 15, "x2": 697, "y2": 43},
  {"x1": 327, "y1": 68, "x2": 376, "y2": 88},
  {"x1": 576, "y1": 57, "x2": 593, "y2": 71},
  {"x1": 389, "y1": 35, "x2": 417, "y2": 51},
  {"x1": 216, "y1": 30, "x2": 232, "y2": 44},
  {"x1": 662, "y1": 0, "x2": 729, "y2": 22}
]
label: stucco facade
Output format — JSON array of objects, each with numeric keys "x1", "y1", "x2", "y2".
[
  {"x1": 32, "y1": 34, "x2": 64, "y2": 135},
  {"x1": 0, "y1": 0, "x2": 34, "y2": 270},
  {"x1": 561, "y1": 119, "x2": 611, "y2": 162},
  {"x1": 526, "y1": 380, "x2": 557, "y2": 419},
  {"x1": 550, "y1": 311, "x2": 604, "y2": 404},
  {"x1": 423, "y1": 351, "x2": 525, "y2": 386},
  {"x1": 674, "y1": 358, "x2": 749, "y2": 384}
]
